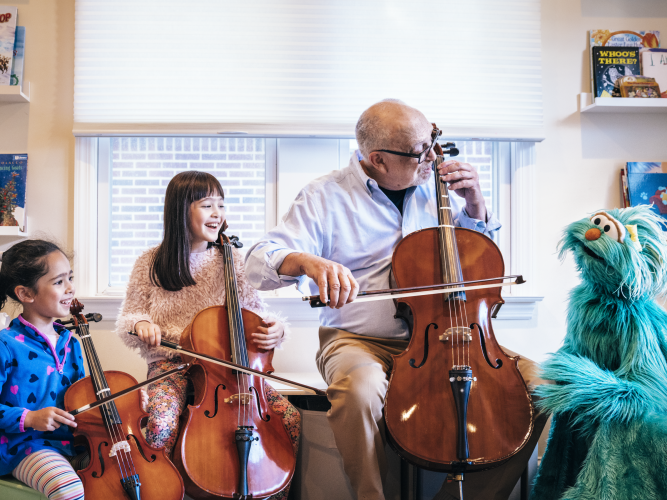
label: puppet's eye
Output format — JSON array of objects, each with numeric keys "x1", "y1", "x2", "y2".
[{"x1": 590, "y1": 213, "x2": 621, "y2": 243}]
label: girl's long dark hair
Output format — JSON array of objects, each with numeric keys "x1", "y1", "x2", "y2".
[
  {"x1": 0, "y1": 239, "x2": 67, "y2": 309},
  {"x1": 150, "y1": 171, "x2": 224, "y2": 291}
]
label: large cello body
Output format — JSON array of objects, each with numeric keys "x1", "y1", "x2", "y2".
[
  {"x1": 64, "y1": 300, "x2": 184, "y2": 500},
  {"x1": 172, "y1": 232, "x2": 295, "y2": 499},
  {"x1": 384, "y1": 148, "x2": 534, "y2": 474}
]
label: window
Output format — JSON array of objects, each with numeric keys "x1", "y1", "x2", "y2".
[
  {"x1": 75, "y1": 136, "x2": 537, "y2": 318},
  {"x1": 91, "y1": 136, "x2": 506, "y2": 292}
]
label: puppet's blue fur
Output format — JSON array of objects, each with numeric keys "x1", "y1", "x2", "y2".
[{"x1": 530, "y1": 206, "x2": 667, "y2": 500}]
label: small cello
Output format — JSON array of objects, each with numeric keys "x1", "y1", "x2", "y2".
[
  {"x1": 172, "y1": 225, "x2": 296, "y2": 499},
  {"x1": 64, "y1": 299, "x2": 185, "y2": 500}
]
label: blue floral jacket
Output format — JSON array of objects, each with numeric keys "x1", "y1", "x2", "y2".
[{"x1": 0, "y1": 317, "x2": 85, "y2": 475}]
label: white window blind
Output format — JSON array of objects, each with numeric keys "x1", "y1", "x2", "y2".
[{"x1": 74, "y1": 0, "x2": 543, "y2": 140}]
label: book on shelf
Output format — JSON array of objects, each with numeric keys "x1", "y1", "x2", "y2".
[
  {"x1": 620, "y1": 169, "x2": 629, "y2": 208},
  {"x1": 10, "y1": 25, "x2": 23, "y2": 87},
  {"x1": 627, "y1": 162, "x2": 667, "y2": 174},
  {"x1": 0, "y1": 6, "x2": 17, "y2": 86},
  {"x1": 641, "y1": 49, "x2": 667, "y2": 98},
  {"x1": 0, "y1": 154, "x2": 27, "y2": 232},
  {"x1": 590, "y1": 30, "x2": 660, "y2": 48},
  {"x1": 591, "y1": 46, "x2": 640, "y2": 97}
]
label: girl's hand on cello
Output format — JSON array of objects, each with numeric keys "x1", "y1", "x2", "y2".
[
  {"x1": 135, "y1": 321, "x2": 162, "y2": 346},
  {"x1": 24, "y1": 407, "x2": 76, "y2": 431},
  {"x1": 251, "y1": 320, "x2": 285, "y2": 350}
]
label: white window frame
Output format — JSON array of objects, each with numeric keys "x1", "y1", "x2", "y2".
[{"x1": 73, "y1": 137, "x2": 542, "y2": 320}]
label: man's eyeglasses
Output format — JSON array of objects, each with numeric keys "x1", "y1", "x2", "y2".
[{"x1": 371, "y1": 126, "x2": 442, "y2": 164}]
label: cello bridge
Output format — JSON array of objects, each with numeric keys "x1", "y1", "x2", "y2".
[
  {"x1": 109, "y1": 440, "x2": 131, "y2": 458},
  {"x1": 224, "y1": 393, "x2": 253, "y2": 405},
  {"x1": 439, "y1": 327, "x2": 472, "y2": 343}
]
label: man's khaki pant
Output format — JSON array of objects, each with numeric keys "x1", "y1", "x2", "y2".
[{"x1": 316, "y1": 327, "x2": 550, "y2": 500}]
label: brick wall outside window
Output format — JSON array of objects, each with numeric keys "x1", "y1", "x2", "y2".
[{"x1": 109, "y1": 137, "x2": 266, "y2": 286}]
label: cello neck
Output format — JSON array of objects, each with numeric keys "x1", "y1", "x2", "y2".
[
  {"x1": 74, "y1": 319, "x2": 123, "y2": 425},
  {"x1": 434, "y1": 155, "x2": 464, "y2": 288},
  {"x1": 221, "y1": 238, "x2": 250, "y2": 368}
]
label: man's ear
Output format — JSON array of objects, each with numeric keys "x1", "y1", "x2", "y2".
[
  {"x1": 365, "y1": 151, "x2": 389, "y2": 174},
  {"x1": 14, "y1": 286, "x2": 35, "y2": 304}
]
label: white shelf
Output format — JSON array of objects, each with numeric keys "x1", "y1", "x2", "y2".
[
  {"x1": 0, "y1": 226, "x2": 27, "y2": 237},
  {"x1": 0, "y1": 82, "x2": 30, "y2": 103},
  {"x1": 580, "y1": 93, "x2": 667, "y2": 113}
]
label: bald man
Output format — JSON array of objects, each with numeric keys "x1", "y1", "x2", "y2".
[{"x1": 246, "y1": 100, "x2": 546, "y2": 500}]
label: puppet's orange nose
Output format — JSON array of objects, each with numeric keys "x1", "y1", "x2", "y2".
[{"x1": 585, "y1": 228, "x2": 601, "y2": 241}]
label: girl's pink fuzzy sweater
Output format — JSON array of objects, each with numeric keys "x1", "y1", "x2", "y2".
[{"x1": 115, "y1": 246, "x2": 288, "y2": 364}]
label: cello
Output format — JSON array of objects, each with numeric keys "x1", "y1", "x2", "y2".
[
  {"x1": 382, "y1": 143, "x2": 534, "y2": 490},
  {"x1": 171, "y1": 225, "x2": 296, "y2": 499},
  {"x1": 64, "y1": 299, "x2": 185, "y2": 500}
]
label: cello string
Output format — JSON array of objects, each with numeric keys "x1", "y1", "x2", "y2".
[
  {"x1": 436, "y1": 156, "x2": 456, "y2": 370},
  {"x1": 230, "y1": 244, "x2": 251, "y2": 427},
  {"x1": 438, "y1": 155, "x2": 466, "y2": 369},
  {"x1": 79, "y1": 325, "x2": 132, "y2": 480},
  {"x1": 226, "y1": 242, "x2": 250, "y2": 428},
  {"x1": 85, "y1": 325, "x2": 137, "y2": 478}
]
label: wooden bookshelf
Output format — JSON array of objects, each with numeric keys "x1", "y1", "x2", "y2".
[{"x1": 580, "y1": 93, "x2": 667, "y2": 113}]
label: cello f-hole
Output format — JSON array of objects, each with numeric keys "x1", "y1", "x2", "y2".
[
  {"x1": 471, "y1": 322, "x2": 502, "y2": 369},
  {"x1": 204, "y1": 383, "x2": 227, "y2": 418},
  {"x1": 91, "y1": 441, "x2": 108, "y2": 478},
  {"x1": 127, "y1": 434, "x2": 157, "y2": 463},
  {"x1": 409, "y1": 323, "x2": 438, "y2": 369},
  {"x1": 249, "y1": 385, "x2": 270, "y2": 422}
]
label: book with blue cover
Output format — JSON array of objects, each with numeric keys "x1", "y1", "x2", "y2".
[
  {"x1": 0, "y1": 6, "x2": 17, "y2": 86},
  {"x1": 626, "y1": 162, "x2": 667, "y2": 174},
  {"x1": 10, "y1": 25, "x2": 24, "y2": 87},
  {"x1": 0, "y1": 154, "x2": 27, "y2": 231}
]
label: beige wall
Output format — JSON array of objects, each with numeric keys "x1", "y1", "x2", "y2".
[
  {"x1": 0, "y1": 0, "x2": 75, "y2": 253},
  {"x1": 1, "y1": 0, "x2": 667, "y2": 455}
]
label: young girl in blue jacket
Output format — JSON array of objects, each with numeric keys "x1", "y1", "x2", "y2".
[{"x1": 0, "y1": 240, "x2": 85, "y2": 500}]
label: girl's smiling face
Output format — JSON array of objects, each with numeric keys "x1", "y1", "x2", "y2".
[
  {"x1": 19, "y1": 251, "x2": 75, "y2": 321},
  {"x1": 189, "y1": 194, "x2": 225, "y2": 252}
]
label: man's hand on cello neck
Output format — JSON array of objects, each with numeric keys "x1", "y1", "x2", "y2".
[
  {"x1": 278, "y1": 252, "x2": 359, "y2": 309},
  {"x1": 437, "y1": 159, "x2": 487, "y2": 222}
]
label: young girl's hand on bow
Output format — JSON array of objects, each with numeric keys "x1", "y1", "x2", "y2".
[
  {"x1": 135, "y1": 321, "x2": 162, "y2": 346},
  {"x1": 24, "y1": 407, "x2": 76, "y2": 431}
]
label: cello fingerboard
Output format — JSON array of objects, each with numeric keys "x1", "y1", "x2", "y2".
[
  {"x1": 221, "y1": 241, "x2": 250, "y2": 369},
  {"x1": 434, "y1": 155, "x2": 465, "y2": 294}
]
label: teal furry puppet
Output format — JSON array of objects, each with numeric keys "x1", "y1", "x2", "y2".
[{"x1": 530, "y1": 206, "x2": 667, "y2": 500}]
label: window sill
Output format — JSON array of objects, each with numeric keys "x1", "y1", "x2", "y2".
[{"x1": 79, "y1": 295, "x2": 543, "y2": 324}]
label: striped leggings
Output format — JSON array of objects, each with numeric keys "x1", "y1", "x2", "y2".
[{"x1": 12, "y1": 449, "x2": 84, "y2": 500}]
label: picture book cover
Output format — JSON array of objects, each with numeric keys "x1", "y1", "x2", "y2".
[
  {"x1": 626, "y1": 162, "x2": 667, "y2": 174},
  {"x1": 0, "y1": 154, "x2": 27, "y2": 231},
  {"x1": 641, "y1": 49, "x2": 667, "y2": 98},
  {"x1": 590, "y1": 30, "x2": 660, "y2": 48},
  {"x1": 10, "y1": 25, "x2": 23, "y2": 87},
  {"x1": 592, "y1": 46, "x2": 640, "y2": 97},
  {"x1": 0, "y1": 6, "x2": 17, "y2": 86},
  {"x1": 627, "y1": 173, "x2": 667, "y2": 220}
]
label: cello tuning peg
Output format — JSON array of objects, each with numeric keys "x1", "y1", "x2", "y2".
[
  {"x1": 86, "y1": 313, "x2": 103, "y2": 323},
  {"x1": 228, "y1": 235, "x2": 244, "y2": 249}
]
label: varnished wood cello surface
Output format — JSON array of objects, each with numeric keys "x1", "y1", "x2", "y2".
[
  {"x1": 64, "y1": 300, "x2": 184, "y2": 500},
  {"x1": 384, "y1": 144, "x2": 533, "y2": 473},
  {"x1": 172, "y1": 231, "x2": 295, "y2": 500}
]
